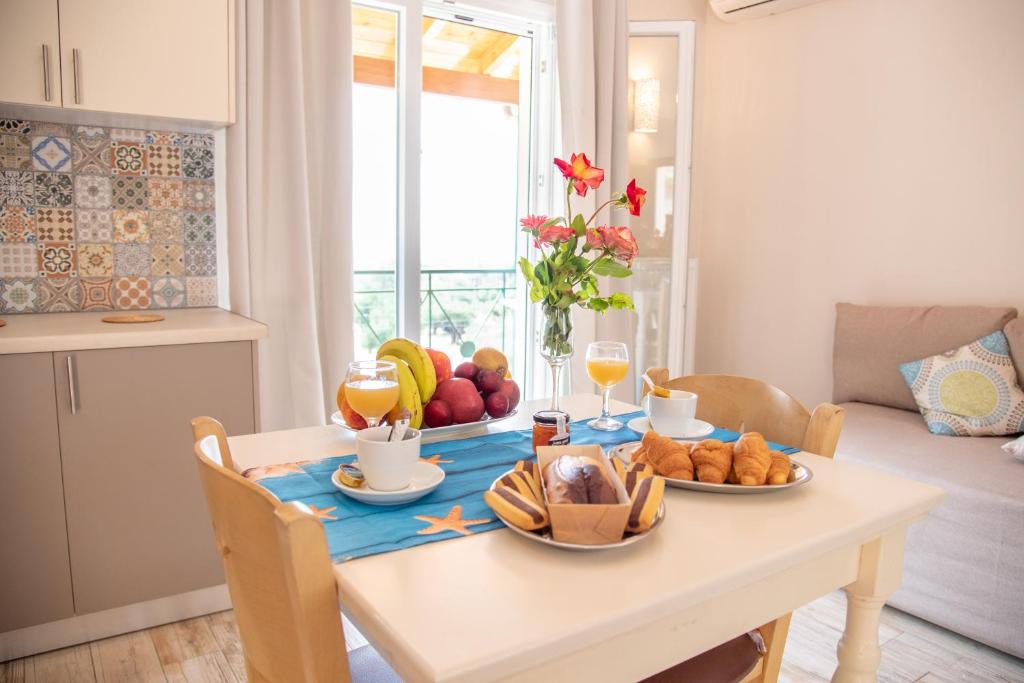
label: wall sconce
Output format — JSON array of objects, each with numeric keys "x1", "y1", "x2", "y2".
[{"x1": 633, "y1": 78, "x2": 660, "y2": 133}]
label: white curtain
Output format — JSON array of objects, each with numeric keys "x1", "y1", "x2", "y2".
[
  {"x1": 555, "y1": 0, "x2": 635, "y2": 400},
  {"x1": 226, "y1": 0, "x2": 354, "y2": 431}
]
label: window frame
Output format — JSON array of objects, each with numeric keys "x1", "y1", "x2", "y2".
[{"x1": 352, "y1": 0, "x2": 556, "y2": 392}]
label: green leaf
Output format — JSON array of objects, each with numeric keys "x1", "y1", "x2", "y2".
[
  {"x1": 519, "y1": 257, "x2": 537, "y2": 284},
  {"x1": 609, "y1": 292, "x2": 635, "y2": 310},
  {"x1": 540, "y1": 216, "x2": 563, "y2": 227},
  {"x1": 588, "y1": 297, "x2": 610, "y2": 312},
  {"x1": 534, "y1": 261, "x2": 552, "y2": 285},
  {"x1": 582, "y1": 277, "x2": 599, "y2": 298},
  {"x1": 592, "y1": 259, "x2": 632, "y2": 278},
  {"x1": 556, "y1": 292, "x2": 575, "y2": 308},
  {"x1": 529, "y1": 283, "x2": 546, "y2": 303},
  {"x1": 571, "y1": 213, "x2": 586, "y2": 237}
]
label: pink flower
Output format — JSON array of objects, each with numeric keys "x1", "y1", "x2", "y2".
[
  {"x1": 587, "y1": 226, "x2": 639, "y2": 264},
  {"x1": 520, "y1": 215, "x2": 548, "y2": 231},
  {"x1": 535, "y1": 225, "x2": 575, "y2": 248}
]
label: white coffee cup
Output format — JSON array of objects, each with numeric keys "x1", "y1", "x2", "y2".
[
  {"x1": 642, "y1": 390, "x2": 698, "y2": 437},
  {"x1": 356, "y1": 426, "x2": 422, "y2": 491}
]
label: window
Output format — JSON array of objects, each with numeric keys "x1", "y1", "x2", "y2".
[{"x1": 351, "y1": 2, "x2": 553, "y2": 389}]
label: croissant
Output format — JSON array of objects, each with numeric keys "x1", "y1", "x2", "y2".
[
  {"x1": 689, "y1": 439, "x2": 732, "y2": 484},
  {"x1": 640, "y1": 431, "x2": 694, "y2": 480},
  {"x1": 732, "y1": 432, "x2": 772, "y2": 486},
  {"x1": 767, "y1": 451, "x2": 792, "y2": 485}
]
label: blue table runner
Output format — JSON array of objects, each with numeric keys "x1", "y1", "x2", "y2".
[{"x1": 248, "y1": 411, "x2": 799, "y2": 563}]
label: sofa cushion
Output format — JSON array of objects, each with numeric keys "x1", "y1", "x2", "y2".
[
  {"x1": 1006, "y1": 317, "x2": 1024, "y2": 389},
  {"x1": 833, "y1": 303, "x2": 1017, "y2": 411},
  {"x1": 836, "y1": 402, "x2": 1024, "y2": 658},
  {"x1": 900, "y1": 330, "x2": 1024, "y2": 436}
]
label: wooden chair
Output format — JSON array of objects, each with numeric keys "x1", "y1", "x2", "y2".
[
  {"x1": 640, "y1": 371, "x2": 846, "y2": 683},
  {"x1": 644, "y1": 370, "x2": 845, "y2": 457},
  {"x1": 190, "y1": 417, "x2": 400, "y2": 683}
]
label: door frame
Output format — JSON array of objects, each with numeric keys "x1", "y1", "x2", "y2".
[{"x1": 628, "y1": 20, "x2": 696, "y2": 378}]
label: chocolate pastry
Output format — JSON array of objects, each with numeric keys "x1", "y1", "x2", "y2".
[{"x1": 543, "y1": 455, "x2": 618, "y2": 504}]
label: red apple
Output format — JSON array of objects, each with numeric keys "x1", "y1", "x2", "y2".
[
  {"x1": 476, "y1": 369, "x2": 502, "y2": 395},
  {"x1": 497, "y1": 379, "x2": 520, "y2": 411},
  {"x1": 425, "y1": 348, "x2": 453, "y2": 384},
  {"x1": 423, "y1": 399, "x2": 453, "y2": 428},
  {"x1": 454, "y1": 361, "x2": 479, "y2": 382},
  {"x1": 434, "y1": 378, "x2": 485, "y2": 424},
  {"x1": 485, "y1": 392, "x2": 510, "y2": 418}
]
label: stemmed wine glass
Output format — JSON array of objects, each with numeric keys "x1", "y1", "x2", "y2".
[
  {"x1": 344, "y1": 360, "x2": 400, "y2": 428},
  {"x1": 585, "y1": 341, "x2": 629, "y2": 431}
]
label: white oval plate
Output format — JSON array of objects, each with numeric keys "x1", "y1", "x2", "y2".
[
  {"x1": 488, "y1": 472, "x2": 665, "y2": 551},
  {"x1": 626, "y1": 416, "x2": 715, "y2": 440},
  {"x1": 608, "y1": 442, "x2": 812, "y2": 494},
  {"x1": 331, "y1": 461, "x2": 445, "y2": 506},
  {"x1": 331, "y1": 409, "x2": 518, "y2": 438}
]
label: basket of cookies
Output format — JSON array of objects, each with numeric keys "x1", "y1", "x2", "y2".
[
  {"x1": 484, "y1": 445, "x2": 665, "y2": 549},
  {"x1": 608, "y1": 431, "x2": 812, "y2": 494}
]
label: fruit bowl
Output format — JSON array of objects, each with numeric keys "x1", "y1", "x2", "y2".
[{"x1": 331, "y1": 409, "x2": 518, "y2": 439}]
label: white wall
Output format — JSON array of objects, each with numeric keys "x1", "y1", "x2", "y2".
[{"x1": 695, "y1": 0, "x2": 1024, "y2": 406}]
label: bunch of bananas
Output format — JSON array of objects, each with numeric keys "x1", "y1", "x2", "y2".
[{"x1": 376, "y1": 338, "x2": 437, "y2": 429}]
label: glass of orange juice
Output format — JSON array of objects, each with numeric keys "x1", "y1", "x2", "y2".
[
  {"x1": 344, "y1": 360, "x2": 400, "y2": 428},
  {"x1": 585, "y1": 341, "x2": 629, "y2": 431}
]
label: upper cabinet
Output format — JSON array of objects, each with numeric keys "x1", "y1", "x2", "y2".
[
  {"x1": 0, "y1": 0, "x2": 234, "y2": 125},
  {"x1": 0, "y1": 0, "x2": 61, "y2": 108}
]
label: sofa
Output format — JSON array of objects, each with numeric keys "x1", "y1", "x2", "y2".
[{"x1": 832, "y1": 304, "x2": 1024, "y2": 659}]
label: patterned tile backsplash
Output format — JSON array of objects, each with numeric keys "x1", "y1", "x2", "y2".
[{"x1": 0, "y1": 118, "x2": 217, "y2": 313}]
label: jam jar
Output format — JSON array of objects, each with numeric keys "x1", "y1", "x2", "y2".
[{"x1": 532, "y1": 410, "x2": 571, "y2": 452}]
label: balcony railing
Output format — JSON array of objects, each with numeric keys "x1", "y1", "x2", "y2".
[{"x1": 353, "y1": 269, "x2": 517, "y2": 359}]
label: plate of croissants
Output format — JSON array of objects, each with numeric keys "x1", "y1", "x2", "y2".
[{"x1": 608, "y1": 431, "x2": 812, "y2": 494}]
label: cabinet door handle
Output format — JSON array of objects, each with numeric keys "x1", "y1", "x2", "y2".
[
  {"x1": 67, "y1": 355, "x2": 79, "y2": 415},
  {"x1": 72, "y1": 48, "x2": 82, "y2": 104},
  {"x1": 42, "y1": 44, "x2": 52, "y2": 102}
]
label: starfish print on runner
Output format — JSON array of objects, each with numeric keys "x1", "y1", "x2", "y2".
[{"x1": 414, "y1": 505, "x2": 491, "y2": 536}]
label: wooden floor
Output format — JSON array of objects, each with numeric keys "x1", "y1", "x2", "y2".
[{"x1": 2, "y1": 592, "x2": 1022, "y2": 682}]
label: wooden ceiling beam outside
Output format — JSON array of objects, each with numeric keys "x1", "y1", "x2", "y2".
[{"x1": 353, "y1": 55, "x2": 519, "y2": 105}]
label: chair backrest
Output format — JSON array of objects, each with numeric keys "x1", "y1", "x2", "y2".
[
  {"x1": 190, "y1": 417, "x2": 350, "y2": 683},
  {"x1": 644, "y1": 371, "x2": 845, "y2": 458}
]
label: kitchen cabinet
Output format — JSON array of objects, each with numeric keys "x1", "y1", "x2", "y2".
[
  {"x1": 0, "y1": 0, "x2": 234, "y2": 123},
  {"x1": 53, "y1": 342, "x2": 254, "y2": 614},
  {"x1": 0, "y1": 0, "x2": 60, "y2": 108},
  {"x1": 0, "y1": 353, "x2": 75, "y2": 632},
  {"x1": 0, "y1": 310, "x2": 265, "y2": 659}
]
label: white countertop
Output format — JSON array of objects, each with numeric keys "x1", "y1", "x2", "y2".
[{"x1": 0, "y1": 307, "x2": 267, "y2": 354}]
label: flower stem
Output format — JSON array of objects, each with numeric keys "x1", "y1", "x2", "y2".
[
  {"x1": 584, "y1": 198, "x2": 618, "y2": 228},
  {"x1": 565, "y1": 183, "x2": 573, "y2": 228}
]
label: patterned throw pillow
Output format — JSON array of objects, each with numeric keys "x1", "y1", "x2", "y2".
[{"x1": 899, "y1": 331, "x2": 1024, "y2": 436}]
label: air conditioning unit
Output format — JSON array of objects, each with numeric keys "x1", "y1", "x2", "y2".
[{"x1": 709, "y1": 0, "x2": 828, "y2": 23}]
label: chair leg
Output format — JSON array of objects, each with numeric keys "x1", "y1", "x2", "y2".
[{"x1": 759, "y1": 612, "x2": 792, "y2": 683}]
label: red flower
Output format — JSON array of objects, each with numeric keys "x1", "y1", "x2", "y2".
[
  {"x1": 520, "y1": 215, "x2": 548, "y2": 231},
  {"x1": 553, "y1": 153, "x2": 605, "y2": 197},
  {"x1": 625, "y1": 179, "x2": 646, "y2": 216},
  {"x1": 587, "y1": 226, "x2": 639, "y2": 264}
]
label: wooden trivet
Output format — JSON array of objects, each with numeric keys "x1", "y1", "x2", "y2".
[{"x1": 101, "y1": 314, "x2": 166, "y2": 324}]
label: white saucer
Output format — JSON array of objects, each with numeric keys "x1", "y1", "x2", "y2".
[
  {"x1": 331, "y1": 461, "x2": 445, "y2": 506},
  {"x1": 626, "y1": 416, "x2": 715, "y2": 440}
]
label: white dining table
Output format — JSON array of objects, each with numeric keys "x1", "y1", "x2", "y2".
[{"x1": 228, "y1": 393, "x2": 945, "y2": 683}]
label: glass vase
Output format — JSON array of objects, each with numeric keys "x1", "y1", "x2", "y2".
[{"x1": 538, "y1": 304, "x2": 574, "y2": 412}]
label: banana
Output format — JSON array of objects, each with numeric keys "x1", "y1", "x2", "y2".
[
  {"x1": 378, "y1": 354, "x2": 423, "y2": 429},
  {"x1": 377, "y1": 338, "x2": 437, "y2": 402}
]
